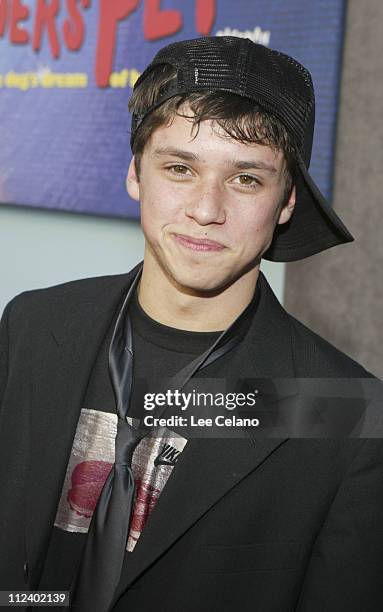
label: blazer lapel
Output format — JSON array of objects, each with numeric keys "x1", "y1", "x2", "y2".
[
  {"x1": 112, "y1": 271, "x2": 299, "y2": 601},
  {"x1": 26, "y1": 265, "x2": 141, "y2": 587},
  {"x1": 113, "y1": 436, "x2": 288, "y2": 602}
]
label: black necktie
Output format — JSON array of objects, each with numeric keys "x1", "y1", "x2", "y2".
[{"x1": 70, "y1": 264, "x2": 250, "y2": 611}]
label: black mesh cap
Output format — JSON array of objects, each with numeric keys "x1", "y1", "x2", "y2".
[{"x1": 130, "y1": 36, "x2": 353, "y2": 262}]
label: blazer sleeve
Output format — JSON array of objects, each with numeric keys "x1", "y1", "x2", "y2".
[
  {"x1": 296, "y1": 438, "x2": 383, "y2": 612},
  {"x1": 0, "y1": 299, "x2": 12, "y2": 412}
]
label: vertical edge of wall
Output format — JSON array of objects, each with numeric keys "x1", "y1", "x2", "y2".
[{"x1": 284, "y1": 0, "x2": 383, "y2": 378}]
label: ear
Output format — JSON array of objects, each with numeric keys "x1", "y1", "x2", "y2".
[
  {"x1": 126, "y1": 156, "x2": 140, "y2": 202},
  {"x1": 277, "y1": 184, "x2": 296, "y2": 225}
]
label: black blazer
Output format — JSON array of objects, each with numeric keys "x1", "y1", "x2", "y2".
[{"x1": 1, "y1": 263, "x2": 382, "y2": 611}]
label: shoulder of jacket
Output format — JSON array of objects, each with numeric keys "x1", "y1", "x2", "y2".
[
  {"x1": 287, "y1": 314, "x2": 374, "y2": 378},
  {"x1": 4, "y1": 272, "x2": 132, "y2": 319}
]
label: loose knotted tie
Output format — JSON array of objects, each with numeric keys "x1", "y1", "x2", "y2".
[
  {"x1": 70, "y1": 416, "x2": 147, "y2": 611},
  {"x1": 70, "y1": 264, "x2": 250, "y2": 611}
]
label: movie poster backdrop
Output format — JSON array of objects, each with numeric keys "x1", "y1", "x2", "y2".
[{"x1": 0, "y1": 0, "x2": 346, "y2": 219}]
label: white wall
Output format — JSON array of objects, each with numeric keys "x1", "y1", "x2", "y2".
[{"x1": 0, "y1": 204, "x2": 285, "y2": 313}]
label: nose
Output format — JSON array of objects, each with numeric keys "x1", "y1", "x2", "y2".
[{"x1": 184, "y1": 181, "x2": 226, "y2": 226}]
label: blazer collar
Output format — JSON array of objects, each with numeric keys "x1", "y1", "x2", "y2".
[{"x1": 26, "y1": 264, "x2": 297, "y2": 592}]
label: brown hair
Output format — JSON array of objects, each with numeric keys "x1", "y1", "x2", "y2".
[{"x1": 128, "y1": 64, "x2": 297, "y2": 197}]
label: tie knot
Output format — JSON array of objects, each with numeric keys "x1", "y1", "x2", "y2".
[{"x1": 115, "y1": 418, "x2": 146, "y2": 466}]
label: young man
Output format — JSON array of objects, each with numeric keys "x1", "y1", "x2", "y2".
[{"x1": 0, "y1": 37, "x2": 382, "y2": 612}]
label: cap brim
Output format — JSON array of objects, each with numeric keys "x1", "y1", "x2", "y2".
[{"x1": 263, "y1": 154, "x2": 354, "y2": 262}]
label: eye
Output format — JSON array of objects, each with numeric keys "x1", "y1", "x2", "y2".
[
  {"x1": 233, "y1": 174, "x2": 260, "y2": 188},
  {"x1": 166, "y1": 164, "x2": 191, "y2": 175}
]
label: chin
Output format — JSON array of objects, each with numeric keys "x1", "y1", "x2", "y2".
[{"x1": 166, "y1": 264, "x2": 235, "y2": 295}]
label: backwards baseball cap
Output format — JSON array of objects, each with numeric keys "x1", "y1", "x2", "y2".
[{"x1": 130, "y1": 36, "x2": 353, "y2": 262}]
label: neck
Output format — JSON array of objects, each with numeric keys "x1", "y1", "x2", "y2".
[{"x1": 137, "y1": 258, "x2": 259, "y2": 332}]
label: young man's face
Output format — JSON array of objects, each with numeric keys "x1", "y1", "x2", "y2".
[{"x1": 127, "y1": 108, "x2": 296, "y2": 294}]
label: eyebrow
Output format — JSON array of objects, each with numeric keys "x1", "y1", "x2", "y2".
[{"x1": 151, "y1": 147, "x2": 278, "y2": 174}]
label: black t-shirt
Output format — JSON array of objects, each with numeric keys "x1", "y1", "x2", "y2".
[{"x1": 38, "y1": 289, "x2": 222, "y2": 591}]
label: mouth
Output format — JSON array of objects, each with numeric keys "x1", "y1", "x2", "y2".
[{"x1": 173, "y1": 233, "x2": 225, "y2": 252}]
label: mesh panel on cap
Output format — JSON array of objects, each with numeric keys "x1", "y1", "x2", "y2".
[
  {"x1": 137, "y1": 37, "x2": 314, "y2": 158},
  {"x1": 176, "y1": 37, "x2": 248, "y2": 91}
]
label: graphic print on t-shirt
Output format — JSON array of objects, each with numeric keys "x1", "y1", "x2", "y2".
[{"x1": 54, "y1": 408, "x2": 187, "y2": 551}]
